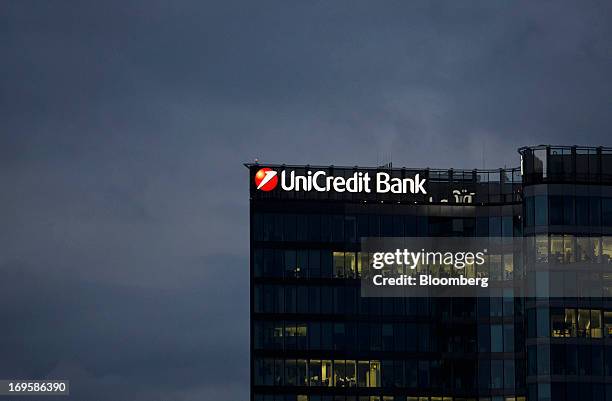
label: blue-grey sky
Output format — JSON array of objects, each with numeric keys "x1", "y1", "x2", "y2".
[{"x1": 1, "y1": 1, "x2": 612, "y2": 400}]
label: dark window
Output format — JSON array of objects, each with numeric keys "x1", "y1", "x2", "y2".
[
  {"x1": 537, "y1": 344, "x2": 550, "y2": 375},
  {"x1": 563, "y1": 196, "x2": 575, "y2": 225},
  {"x1": 478, "y1": 324, "x2": 490, "y2": 352},
  {"x1": 489, "y1": 217, "x2": 501, "y2": 236},
  {"x1": 478, "y1": 359, "x2": 490, "y2": 389},
  {"x1": 549, "y1": 196, "x2": 563, "y2": 225},
  {"x1": 491, "y1": 360, "x2": 503, "y2": 389},
  {"x1": 525, "y1": 197, "x2": 535, "y2": 227},
  {"x1": 603, "y1": 198, "x2": 612, "y2": 227},
  {"x1": 576, "y1": 196, "x2": 589, "y2": 225},
  {"x1": 528, "y1": 345, "x2": 537, "y2": 375},
  {"x1": 551, "y1": 344, "x2": 565, "y2": 375},
  {"x1": 332, "y1": 215, "x2": 344, "y2": 242},
  {"x1": 308, "y1": 215, "x2": 321, "y2": 241},
  {"x1": 535, "y1": 195, "x2": 548, "y2": 226},
  {"x1": 593, "y1": 345, "x2": 604, "y2": 376},
  {"x1": 504, "y1": 360, "x2": 515, "y2": 389},
  {"x1": 566, "y1": 344, "x2": 577, "y2": 375},
  {"x1": 345, "y1": 216, "x2": 357, "y2": 243},
  {"x1": 502, "y1": 216, "x2": 513, "y2": 236},
  {"x1": 590, "y1": 197, "x2": 601, "y2": 226},
  {"x1": 283, "y1": 214, "x2": 296, "y2": 241}
]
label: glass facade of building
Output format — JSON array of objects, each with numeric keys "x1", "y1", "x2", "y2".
[
  {"x1": 520, "y1": 146, "x2": 612, "y2": 401},
  {"x1": 249, "y1": 146, "x2": 612, "y2": 401}
]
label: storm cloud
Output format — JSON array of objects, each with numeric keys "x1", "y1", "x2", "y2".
[{"x1": 1, "y1": 0, "x2": 612, "y2": 399}]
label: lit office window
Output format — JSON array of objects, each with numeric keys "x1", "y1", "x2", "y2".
[
  {"x1": 503, "y1": 254, "x2": 513, "y2": 280},
  {"x1": 535, "y1": 235, "x2": 548, "y2": 263},
  {"x1": 551, "y1": 308, "x2": 574, "y2": 338},
  {"x1": 333, "y1": 252, "x2": 345, "y2": 278},
  {"x1": 356, "y1": 252, "x2": 365, "y2": 278},
  {"x1": 550, "y1": 235, "x2": 563, "y2": 263},
  {"x1": 345, "y1": 252, "x2": 356, "y2": 278},
  {"x1": 605, "y1": 311, "x2": 612, "y2": 337},
  {"x1": 576, "y1": 237, "x2": 593, "y2": 262},
  {"x1": 563, "y1": 235, "x2": 575, "y2": 263},
  {"x1": 577, "y1": 309, "x2": 591, "y2": 338},
  {"x1": 370, "y1": 361, "x2": 381, "y2": 387},
  {"x1": 602, "y1": 237, "x2": 612, "y2": 264},
  {"x1": 591, "y1": 310, "x2": 602, "y2": 338},
  {"x1": 334, "y1": 360, "x2": 356, "y2": 387},
  {"x1": 321, "y1": 360, "x2": 333, "y2": 387}
]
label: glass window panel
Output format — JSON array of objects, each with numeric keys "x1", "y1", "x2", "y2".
[
  {"x1": 285, "y1": 359, "x2": 297, "y2": 386},
  {"x1": 334, "y1": 360, "x2": 346, "y2": 387},
  {"x1": 549, "y1": 196, "x2": 563, "y2": 225},
  {"x1": 602, "y1": 237, "x2": 612, "y2": 264},
  {"x1": 535, "y1": 196, "x2": 547, "y2": 226},
  {"x1": 535, "y1": 235, "x2": 548, "y2": 263},
  {"x1": 357, "y1": 361, "x2": 369, "y2": 387},
  {"x1": 590, "y1": 197, "x2": 601, "y2": 226},
  {"x1": 333, "y1": 252, "x2": 345, "y2": 278},
  {"x1": 592, "y1": 310, "x2": 603, "y2": 338},
  {"x1": 576, "y1": 196, "x2": 589, "y2": 225},
  {"x1": 550, "y1": 235, "x2": 563, "y2": 263},
  {"x1": 563, "y1": 196, "x2": 575, "y2": 225},
  {"x1": 309, "y1": 250, "x2": 321, "y2": 278},
  {"x1": 504, "y1": 324, "x2": 514, "y2": 352},
  {"x1": 604, "y1": 311, "x2": 612, "y2": 338},
  {"x1": 297, "y1": 359, "x2": 307, "y2": 386},
  {"x1": 537, "y1": 344, "x2": 550, "y2": 375},
  {"x1": 578, "y1": 309, "x2": 591, "y2": 338},
  {"x1": 370, "y1": 361, "x2": 381, "y2": 387},
  {"x1": 345, "y1": 252, "x2": 356, "y2": 278},
  {"x1": 284, "y1": 250, "x2": 296, "y2": 277},
  {"x1": 504, "y1": 360, "x2": 515, "y2": 389},
  {"x1": 491, "y1": 360, "x2": 503, "y2": 389},
  {"x1": 491, "y1": 325, "x2": 503, "y2": 353},
  {"x1": 603, "y1": 198, "x2": 612, "y2": 227},
  {"x1": 537, "y1": 307, "x2": 550, "y2": 338},
  {"x1": 321, "y1": 360, "x2": 333, "y2": 387}
]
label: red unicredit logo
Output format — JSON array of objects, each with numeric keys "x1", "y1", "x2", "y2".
[{"x1": 254, "y1": 168, "x2": 278, "y2": 191}]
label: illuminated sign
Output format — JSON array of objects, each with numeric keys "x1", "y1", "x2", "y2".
[{"x1": 254, "y1": 168, "x2": 427, "y2": 195}]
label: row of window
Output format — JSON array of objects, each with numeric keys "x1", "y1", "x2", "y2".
[
  {"x1": 254, "y1": 321, "x2": 516, "y2": 353},
  {"x1": 253, "y1": 213, "x2": 518, "y2": 243},
  {"x1": 549, "y1": 308, "x2": 612, "y2": 338},
  {"x1": 526, "y1": 307, "x2": 612, "y2": 340},
  {"x1": 539, "y1": 381, "x2": 612, "y2": 401},
  {"x1": 530, "y1": 235, "x2": 612, "y2": 264},
  {"x1": 527, "y1": 343, "x2": 612, "y2": 377},
  {"x1": 254, "y1": 285, "x2": 517, "y2": 317},
  {"x1": 254, "y1": 249, "x2": 516, "y2": 280},
  {"x1": 524, "y1": 195, "x2": 612, "y2": 227},
  {"x1": 254, "y1": 358, "x2": 517, "y2": 390},
  {"x1": 255, "y1": 237, "x2": 612, "y2": 282},
  {"x1": 254, "y1": 397, "x2": 525, "y2": 401}
]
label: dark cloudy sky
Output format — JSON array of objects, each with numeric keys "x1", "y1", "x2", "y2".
[{"x1": 1, "y1": 1, "x2": 612, "y2": 400}]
